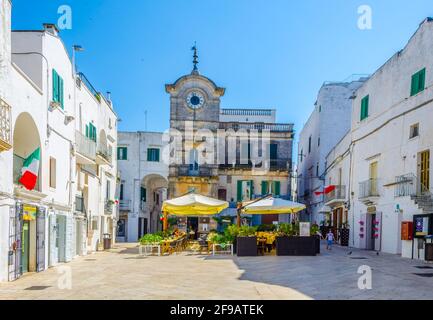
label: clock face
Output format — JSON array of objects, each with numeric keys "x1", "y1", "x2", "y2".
[{"x1": 186, "y1": 91, "x2": 205, "y2": 109}]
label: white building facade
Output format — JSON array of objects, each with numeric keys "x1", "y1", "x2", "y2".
[
  {"x1": 324, "y1": 18, "x2": 433, "y2": 260},
  {"x1": 117, "y1": 132, "x2": 168, "y2": 242},
  {"x1": 0, "y1": 0, "x2": 118, "y2": 282},
  {"x1": 297, "y1": 79, "x2": 366, "y2": 224}
]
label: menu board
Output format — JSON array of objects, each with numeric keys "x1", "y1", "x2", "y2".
[{"x1": 299, "y1": 222, "x2": 311, "y2": 237}]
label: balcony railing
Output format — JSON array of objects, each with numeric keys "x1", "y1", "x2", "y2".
[
  {"x1": 221, "y1": 109, "x2": 273, "y2": 116},
  {"x1": 178, "y1": 165, "x2": 214, "y2": 177},
  {"x1": 97, "y1": 143, "x2": 112, "y2": 163},
  {"x1": 104, "y1": 200, "x2": 114, "y2": 214},
  {"x1": 0, "y1": 98, "x2": 12, "y2": 151},
  {"x1": 75, "y1": 195, "x2": 86, "y2": 213},
  {"x1": 219, "y1": 159, "x2": 290, "y2": 171},
  {"x1": 394, "y1": 174, "x2": 417, "y2": 197},
  {"x1": 324, "y1": 185, "x2": 346, "y2": 203},
  {"x1": 119, "y1": 199, "x2": 132, "y2": 211},
  {"x1": 75, "y1": 131, "x2": 96, "y2": 161},
  {"x1": 219, "y1": 122, "x2": 294, "y2": 132},
  {"x1": 359, "y1": 179, "x2": 380, "y2": 199},
  {"x1": 13, "y1": 154, "x2": 41, "y2": 191}
]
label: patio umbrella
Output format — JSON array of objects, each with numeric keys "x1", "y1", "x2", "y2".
[
  {"x1": 242, "y1": 197, "x2": 306, "y2": 215},
  {"x1": 162, "y1": 193, "x2": 229, "y2": 216}
]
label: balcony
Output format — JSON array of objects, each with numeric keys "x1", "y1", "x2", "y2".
[
  {"x1": 75, "y1": 195, "x2": 86, "y2": 214},
  {"x1": 324, "y1": 185, "x2": 346, "y2": 206},
  {"x1": 119, "y1": 199, "x2": 132, "y2": 211},
  {"x1": 0, "y1": 98, "x2": 12, "y2": 152},
  {"x1": 219, "y1": 159, "x2": 290, "y2": 171},
  {"x1": 359, "y1": 179, "x2": 380, "y2": 202},
  {"x1": 75, "y1": 131, "x2": 96, "y2": 164},
  {"x1": 178, "y1": 165, "x2": 214, "y2": 177},
  {"x1": 140, "y1": 200, "x2": 147, "y2": 212},
  {"x1": 96, "y1": 143, "x2": 112, "y2": 165},
  {"x1": 104, "y1": 200, "x2": 114, "y2": 214},
  {"x1": 219, "y1": 122, "x2": 294, "y2": 133}
]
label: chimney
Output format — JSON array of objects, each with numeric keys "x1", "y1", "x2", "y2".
[{"x1": 43, "y1": 23, "x2": 60, "y2": 36}]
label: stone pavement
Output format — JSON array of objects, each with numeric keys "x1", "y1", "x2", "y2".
[{"x1": 0, "y1": 243, "x2": 432, "y2": 300}]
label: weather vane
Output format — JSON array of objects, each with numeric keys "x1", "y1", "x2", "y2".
[{"x1": 192, "y1": 42, "x2": 199, "y2": 73}]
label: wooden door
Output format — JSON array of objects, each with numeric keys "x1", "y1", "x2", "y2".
[{"x1": 420, "y1": 150, "x2": 430, "y2": 193}]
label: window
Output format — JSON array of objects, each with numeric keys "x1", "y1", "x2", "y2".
[
  {"x1": 86, "y1": 123, "x2": 97, "y2": 142},
  {"x1": 117, "y1": 147, "x2": 128, "y2": 160},
  {"x1": 52, "y1": 69, "x2": 64, "y2": 109},
  {"x1": 300, "y1": 149, "x2": 304, "y2": 163},
  {"x1": 49, "y1": 157, "x2": 56, "y2": 188},
  {"x1": 272, "y1": 181, "x2": 281, "y2": 196},
  {"x1": 319, "y1": 105, "x2": 322, "y2": 112},
  {"x1": 316, "y1": 163, "x2": 319, "y2": 177},
  {"x1": 106, "y1": 180, "x2": 111, "y2": 200},
  {"x1": 411, "y1": 68, "x2": 426, "y2": 96},
  {"x1": 308, "y1": 136, "x2": 312, "y2": 153},
  {"x1": 261, "y1": 181, "x2": 281, "y2": 196},
  {"x1": 318, "y1": 137, "x2": 321, "y2": 147},
  {"x1": 147, "y1": 148, "x2": 160, "y2": 162},
  {"x1": 120, "y1": 183, "x2": 124, "y2": 200},
  {"x1": 360, "y1": 95, "x2": 369, "y2": 121},
  {"x1": 410, "y1": 123, "x2": 419, "y2": 139}
]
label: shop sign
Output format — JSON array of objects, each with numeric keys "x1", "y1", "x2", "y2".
[
  {"x1": 23, "y1": 205, "x2": 37, "y2": 221},
  {"x1": 299, "y1": 222, "x2": 310, "y2": 237}
]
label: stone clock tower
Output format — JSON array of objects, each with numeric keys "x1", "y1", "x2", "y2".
[{"x1": 165, "y1": 46, "x2": 225, "y2": 199}]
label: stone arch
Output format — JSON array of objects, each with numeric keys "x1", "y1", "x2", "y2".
[{"x1": 13, "y1": 112, "x2": 42, "y2": 190}]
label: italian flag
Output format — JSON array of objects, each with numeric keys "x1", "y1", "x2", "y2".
[{"x1": 19, "y1": 147, "x2": 40, "y2": 191}]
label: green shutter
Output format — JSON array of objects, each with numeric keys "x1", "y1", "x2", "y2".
[
  {"x1": 141, "y1": 187, "x2": 146, "y2": 202},
  {"x1": 411, "y1": 72, "x2": 420, "y2": 96},
  {"x1": 250, "y1": 180, "x2": 254, "y2": 198},
  {"x1": 147, "y1": 149, "x2": 151, "y2": 161},
  {"x1": 52, "y1": 69, "x2": 58, "y2": 102},
  {"x1": 411, "y1": 68, "x2": 426, "y2": 96},
  {"x1": 273, "y1": 181, "x2": 281, "y2": 196},
  {"x1": 237, "y1": 180, "x2": 242, "y2": 202},
  {"x1": 261, "y1": 181, "x2": 269, "y2": 195},
  {"x1": 85, "y1": 125, "x2": 89, "y2": 138},
  {"x1": 156, "y1": 149, "x2": 160, "y2": 162},
  {"x1": 360, "y1": 95, "x2": 369, "y2": 121},
  {"x1": 270, "y1": 144, "x2": 278, "y2": 160},
  {"x1": 124, "y1": 147, "x2": 128, "y2": 160},
  {"x1": 59, "y1": 76, "x2": 64, "y2": 109},
  {"x1": 117, "y1": 147, "x2": 121, "y2": 160}
]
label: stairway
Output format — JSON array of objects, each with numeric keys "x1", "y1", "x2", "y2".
[{"x1": 411, "y1": 193, "x2": 433, "y2": 214}]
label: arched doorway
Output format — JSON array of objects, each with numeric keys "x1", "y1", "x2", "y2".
[
  {"x1": 140, "y1": 174, "x2": 168, "y2": 235},
  {"x1": 12, "y1": 112, "x2": 42, "y2": 276}
]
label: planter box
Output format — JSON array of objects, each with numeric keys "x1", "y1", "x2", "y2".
[
  {"x1": 236, "y1": 236, "x2": 257, "y2": 257},
  {"x1": 276, "y1": 236, "x2": 318, "y2": 256}
]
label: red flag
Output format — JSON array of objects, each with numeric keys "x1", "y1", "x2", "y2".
[{"x1": 324, "y1": 185, "x2": 336, "y2": 194}]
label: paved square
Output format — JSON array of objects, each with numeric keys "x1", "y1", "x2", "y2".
[{"x1": 1, "y1": 243, "x2": 432, "y2": 300}]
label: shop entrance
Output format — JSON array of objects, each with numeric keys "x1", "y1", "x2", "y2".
[
  {"x1": 188, "y1": 217, "x2": 199, "y2": 240},
  {"x1": 21, "y1": 221, "x2": 30, "y2": 273}
]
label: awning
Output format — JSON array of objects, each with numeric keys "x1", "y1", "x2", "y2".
[
  {"x1": 162, "y1": 193, "x2": 229, "y2": 216},
  {"x1": 242, "y1": 197, "x2": 306, "y2": 215}
]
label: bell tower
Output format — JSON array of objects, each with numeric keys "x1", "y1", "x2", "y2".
[{"x1": 165, "y1": 46, "x2": 225, "y2": 198}]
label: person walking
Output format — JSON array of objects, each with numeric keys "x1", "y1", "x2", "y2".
[{"x1": 326, "y1": 229, "x2": 334, "y2": 250}]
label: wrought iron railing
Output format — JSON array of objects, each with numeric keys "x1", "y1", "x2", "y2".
[
  {"x1": 219, "y1": 122, "x2": 294, "y2": 132},
  {"x1": 75, "y1": 131, "x2": 96, "y2": 160},
  {"x1": 221, "y1": 109, "x2": 273, "y2": 116},
  {"x1": 97, "y1": 143, "x2": 112, "y2": 163},
  {"x1": 359, "y1": 179, "x2": 380, "y2": 199},
  {"x1": 394, "y1": 174, "x2": 417, "y2": 197},
  {"x1": 178, "y1": 165, "x2": 213, "y2": 177},
  {"x1": 104, "y1": 200, "x2": 113, "y2": 214},
  {"x1": 324, "y1": 185, "x2": 346, "y2": 203},
  {"x1": 0, "y1": 98, "x2": 12, "y2": 150},
  {"x1": 119, "y1": 199, "x2": 132, "y2": 211}
]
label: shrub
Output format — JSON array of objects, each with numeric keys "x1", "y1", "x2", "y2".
[
  {"x1": 238, "y1": 225, "x2": 258, "y2": 237},
  {"x1": 257, "y1": 224, "x2": 277, "y2": 232},
  {"x1": 139, "y1": 233, "x2": 163, "y2": 245}
]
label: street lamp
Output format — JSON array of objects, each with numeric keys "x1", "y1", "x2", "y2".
[
  {"x1": 72, "y1": 45, "x2": 84, "y2": 76},
  {"x1": 72, "y1": 45, "x2": 84, "y2": 133}
]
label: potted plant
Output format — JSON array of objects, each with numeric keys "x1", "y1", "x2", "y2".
[
  {"x1": 224, "y1": 225, "x2": 239, "y2": 253},
  {"x1": 236, "y1": 226, "x2": 258, "y2": 257}
]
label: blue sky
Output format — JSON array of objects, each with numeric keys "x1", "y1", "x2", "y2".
[{"x1": 11, "y1": 0, "x2": 433, "y2": 140}]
